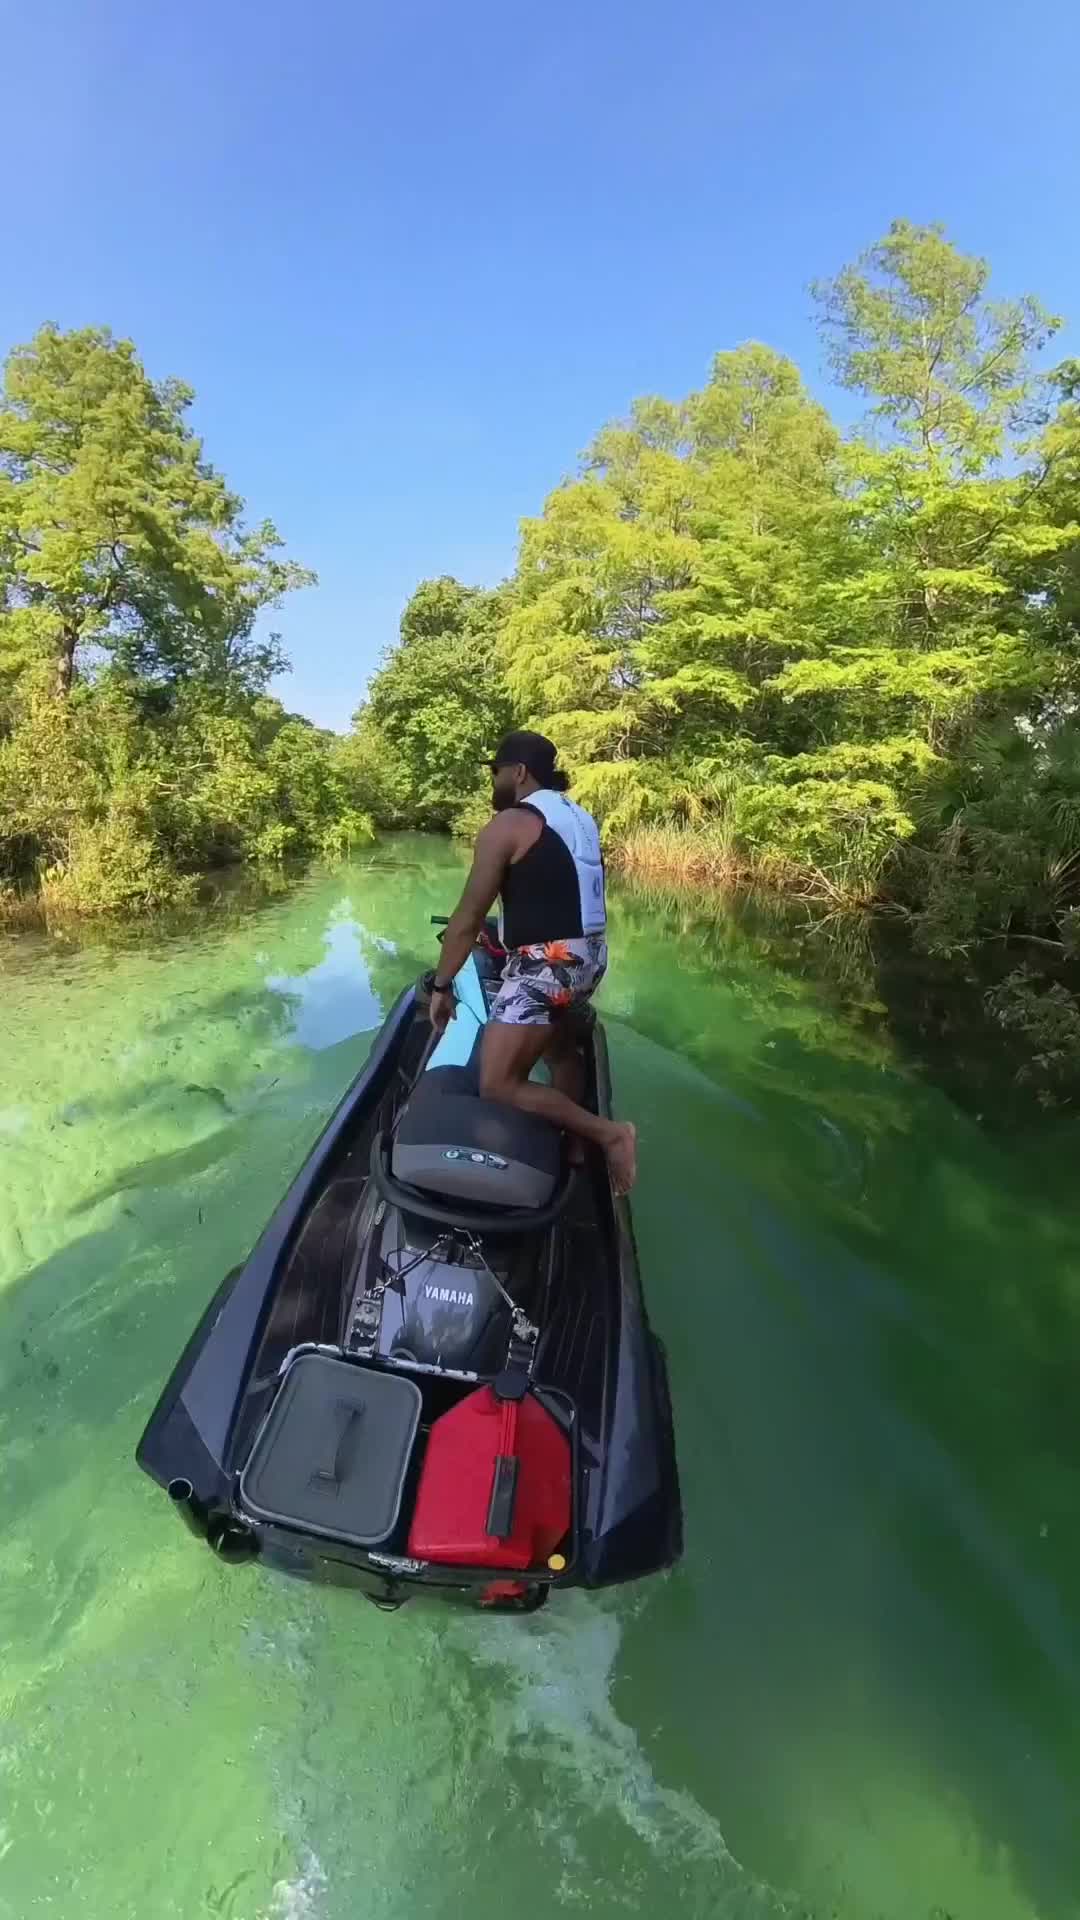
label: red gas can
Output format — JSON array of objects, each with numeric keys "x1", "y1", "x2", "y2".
[{"x1": 408, "y1": 1385, "x2": 571, "y2": 1570}]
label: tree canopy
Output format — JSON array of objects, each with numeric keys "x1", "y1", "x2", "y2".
[
  {"x1": 0, "y1": 325, "x2": 312, "y2": 699},
  {"x1": 349, "y1": 222, "x2": 1080, "y2": 1071},
  {"x1": 0, "y1": 326, "x2": 372, "y2": 911},
  {"x1": 353, "y1": 576, "x2": 513, "y2": 829},
  {"x1": 8, "y1": 217, "x2": 1080, "y2": 1077}
]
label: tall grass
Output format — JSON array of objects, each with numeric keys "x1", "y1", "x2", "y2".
[
  {"x1": 611, "y1": 821, "x2": 747, "y2": 889},
  {"x1": 611, "y1": 823, "x2": 815, "y2": 898},
  {"x1": 0, "y1": 885, "x2": 47, "y2": 929},
  {"x1": 610, "y1": 822, "x2": 887, "y2": 908}
]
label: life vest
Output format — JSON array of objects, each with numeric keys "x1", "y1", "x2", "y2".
[{"x1": 499, "y1": 790, "x2": 607, "y2": 948}]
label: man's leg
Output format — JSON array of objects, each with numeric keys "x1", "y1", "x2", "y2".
[
  {"x1": 546, "y1": 1020, "x2": 586, "y2": 1165},
  {"x1": 480, "y1": 1020, "x2": 637, "y2": 1194}
]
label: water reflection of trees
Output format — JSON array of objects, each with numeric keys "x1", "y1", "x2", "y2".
[
  {"x1": 609, "y1": 881, "x2": 907, "y2": 1174},
  {"x1": 614, "y1": 870, "x2": 1080, "y2": 1136}
]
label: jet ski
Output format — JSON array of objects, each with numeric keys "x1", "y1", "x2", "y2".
[{"x1": 136, "y1": 920, "x2": 682, "y2": 1612}]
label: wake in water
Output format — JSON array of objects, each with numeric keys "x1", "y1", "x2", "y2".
[
  {"x1": 446, "y1": 1592, "x2": 807, "y2": 1917},
  {"x1": 251, "y1": 1586, "x2": 808, "y2": 1920},
  {"x1": 262, "y1": 1852, "x2": 328, "y2": 1919}
]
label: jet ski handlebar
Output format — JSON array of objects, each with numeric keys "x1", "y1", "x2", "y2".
[{"x1": 430, "y1": 914, "x2": 504, "y2": 953}]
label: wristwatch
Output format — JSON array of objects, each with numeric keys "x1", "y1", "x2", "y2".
[{"x1": 422, "y1": 969, "x2": 453, "y2": 995}]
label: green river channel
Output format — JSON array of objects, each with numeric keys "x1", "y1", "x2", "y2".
[{"x1": 2, "y1": 834, "x2": 1079, "y2": 1920}]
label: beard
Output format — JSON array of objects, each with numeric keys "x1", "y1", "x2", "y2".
[{"x1": 491, "y1": 779, "x2": 516, "y2": 811}]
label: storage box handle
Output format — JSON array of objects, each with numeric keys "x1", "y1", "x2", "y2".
[{"x1": 310, "y1": 1398, "x2": 363, "y2": 1490}]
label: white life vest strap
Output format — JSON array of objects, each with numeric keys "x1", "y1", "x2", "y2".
[{"x1": 522, "y1": 789, "x2": 607, "y2": 935}]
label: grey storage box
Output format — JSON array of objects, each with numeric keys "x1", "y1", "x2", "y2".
[{"x1": 239, "y1": 1353, "x2": 421, "y2": 1548}]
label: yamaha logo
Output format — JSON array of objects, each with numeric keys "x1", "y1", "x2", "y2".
[{"x1": 423, "y1": 1284, "x2": 474, "y2": 1307}]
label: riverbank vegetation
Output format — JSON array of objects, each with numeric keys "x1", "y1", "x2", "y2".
[
  {"x1": 5, "y1": 223, "x2": 1080, "y2": 1083},
  {"x1": 0, "y1": 325, "x2": 371, "y2": 916},
  {"x1": 351, "y1": 221, "x2": 1080, "y2": 1081}
]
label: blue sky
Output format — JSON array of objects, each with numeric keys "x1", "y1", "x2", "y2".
[{"x1": 5, "y1": 0, "x2": 1080, "y2": 728}]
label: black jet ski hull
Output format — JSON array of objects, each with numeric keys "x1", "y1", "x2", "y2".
[{"x1": 137, "y1": 977, "x2": 682, "y2": 1612}]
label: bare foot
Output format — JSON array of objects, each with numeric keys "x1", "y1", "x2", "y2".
[{"x1": 605, "y1": 1122, "x2": 637, "y2": 1196}]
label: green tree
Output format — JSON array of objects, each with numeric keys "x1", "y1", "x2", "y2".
[
  {"x1": 1034, "y1": 360, "x2": 1080, "y2": 670},
  {"x1": 353, "y1": 577, "x2": 513, "y2": 829},
  {"x1": 645, "y1": 344, "x2": 841, "y2": 756},
  {"x1": 0, "y1": 323, "x2": 358, "y2": 914},
  {"x1": 792, "y1": 221, "x2": 1063, "y2": 735},
  {"x1": 741, "y1": 221, "x2": 1069, "y2": 895},
  {"x1": 334, "y1": 218, "x2": 1080, "y2": 1079},
  {"x1": 0, "y1": 324, "x2": 312, "y2": 700},
  {"x1": 496, "y1": 346, "x2": 843, "y2": 836},
  {"x1": 501, "y1": 415, "x2": 697, "y2": 761}
]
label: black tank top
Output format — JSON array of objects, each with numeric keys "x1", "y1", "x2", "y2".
[{"x1": 500, "y1": 805, "x2": 586, "y2": 948}]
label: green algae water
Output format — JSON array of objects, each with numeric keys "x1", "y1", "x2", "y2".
[{"x1": 3, "y1": 835, "x2": 1080, "y2": 1920}]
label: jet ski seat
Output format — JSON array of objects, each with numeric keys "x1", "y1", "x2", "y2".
[{"x1": 391, "y1": 1067, "x2": 560, "y2": 1209}]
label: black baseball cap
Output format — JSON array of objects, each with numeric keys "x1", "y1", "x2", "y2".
[{"x1": 487, "y1": 730, "x2": 559, "y2": 780}]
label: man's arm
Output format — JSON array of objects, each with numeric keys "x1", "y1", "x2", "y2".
[{"x1": 429, "y1": 815, "x2": 519, "y2": 1023}]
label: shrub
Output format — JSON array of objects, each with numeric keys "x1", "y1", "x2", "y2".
[{"x1": 40, "y1": 816, "x2": 191, "y2": 914}]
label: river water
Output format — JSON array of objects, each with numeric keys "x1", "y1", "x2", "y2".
[{"x1": 2, "y1": 835, "x2": 1079, "y2": 1920}]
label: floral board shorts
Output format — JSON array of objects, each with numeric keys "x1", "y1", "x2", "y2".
[{"x1": 491, "y1": 935, "x2": 608, "y2": 1027}]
